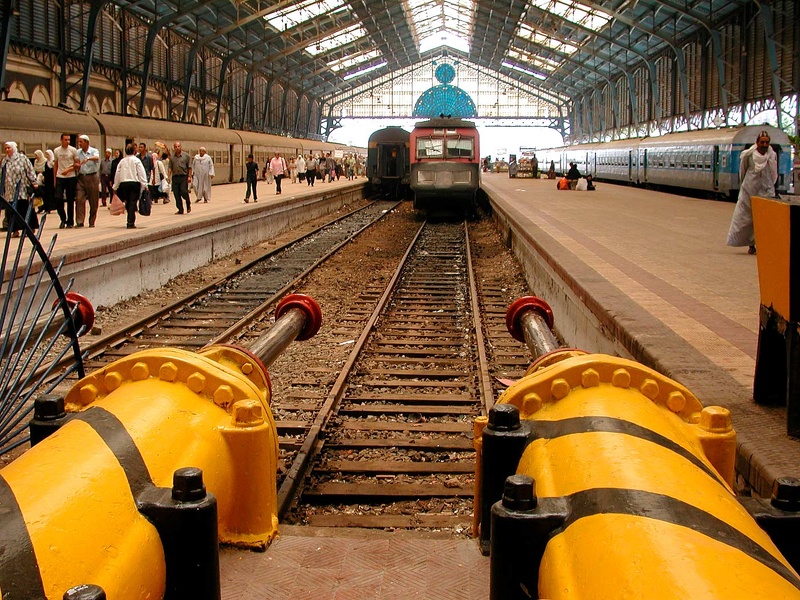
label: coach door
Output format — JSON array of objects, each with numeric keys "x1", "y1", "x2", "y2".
[{"x1": 713, "y1": 146, "x2": 720, "y2": 191}]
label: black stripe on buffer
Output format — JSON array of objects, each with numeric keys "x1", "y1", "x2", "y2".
[
  {"x1": 529, "y1": 416, "x2": 729, "y2": 488},
  {"x1": 75, "y1": 406, "x2": 154, "y2": 499},
  {"x1": 0, "y1": 474, "x2": 47, "y2": 599},
  {"x1": 565, "y1": 487, "x2": 800, "y2": 592}
]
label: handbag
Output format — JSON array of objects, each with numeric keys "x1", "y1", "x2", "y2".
[
  {"x1": 159, "y1": 178, "x2": 170, "y2": 194},
  {"x1": 109, "y1": 193, "x2": 125, "y2": 216},
  {"x1": 138, "y1": 188, "x2": 152, "y2": 216}
]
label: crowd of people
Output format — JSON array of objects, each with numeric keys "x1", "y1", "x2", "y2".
[{"x1": 1, "y1": 133, "x2": 366, "y2": 232}]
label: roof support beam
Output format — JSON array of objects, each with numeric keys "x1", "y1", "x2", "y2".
[{"x1": 138, "y1": 0, "x2": 218, "y2": 116}]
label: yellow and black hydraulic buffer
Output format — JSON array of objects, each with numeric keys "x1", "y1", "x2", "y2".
[
  {"x1": 0, "y1": 293, "x2": 323, "y2": 600},
  {"x1": 476, "y1": 296, "x2": 800, "y2": 600}
]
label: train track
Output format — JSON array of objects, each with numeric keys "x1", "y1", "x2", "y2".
[
  {"x1": 1, "y1": 201, "x2": 397, "y2": 454},
  {"x1": 278, "y1": 219, "x2": 532, "y2": 531},
  {"x1": 69, "y1": 200, "x2": 399, "y2": 369}
]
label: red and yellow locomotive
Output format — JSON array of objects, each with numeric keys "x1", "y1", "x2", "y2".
[{"x1": 409, "y1": 117, "x2": 481, "y2": 214}]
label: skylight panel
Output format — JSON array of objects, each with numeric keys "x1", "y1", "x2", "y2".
[
  {"x1": 328, "y1": 49, "x2": 382, "y2": 73},
  {"x1": 404, "y1": 0, "x2": 474, "y2": 54},
  {"x1": 517, "y1": 23, "x2": 577, "y2": 55},
  {"x1": 507, "y1": 47, "x2": 562, "y2": 73},
  {"x1": 265, "y1": 0, "x2": 346, "y2": 31},
  {"x1": 305, "y1": 24, "x2": 369, "y2": 56},
  {"x1": 343, "y1": 61, "x2": 388, "y2": 81},
  {"x1": 527, "y1": 0, "x2": 611, "y2": 32},
  {"x1": 502, "y1": 60, "x2": 547, "y2": 80},
  {"x1": 419, "y1": 30, "x2": 470, "y2": 54}
]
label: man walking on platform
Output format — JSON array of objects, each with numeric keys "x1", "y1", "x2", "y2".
[
  {"x1": 268, "y1": 152, "x2": 287, "y2": 195},
  {"x1": 53, "y1": 133, "x2": 79, "y2": 228},
  {"x1": 192, "y1": 147, "x2": 214, "y2": 203},
  {"x1": 726, "y1": 130, "x2": 778, "y2": 255},
  {"x1": 100, "y1": 148, "x2": 113, "y2": 207},
  {"x1": 137, "y1": 143, "x2": 154, "y2": 185},
  {"x1": 169, "y1": 141, "x2": 192, "y2": 214},
  {"x1": 75, "y1": 134, "x2": 100, "y2": 227}
]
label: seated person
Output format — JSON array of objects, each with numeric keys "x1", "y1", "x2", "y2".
[
  {"x1": 586, "y1": 174, "x2": 596, "y2": 191},
  {"x1": 566, "y1": 162, "x2": 581, "y2": 189}
]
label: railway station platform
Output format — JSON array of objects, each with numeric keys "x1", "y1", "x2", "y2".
[
  {"x1": 24, "y1": 177, "x2": 366, "y2": 309},
  {"x1": 481, "y1": 172, "x2": 800, "y2": 498}
]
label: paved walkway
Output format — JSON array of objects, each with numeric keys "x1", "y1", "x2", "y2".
[
  {"x1": 31, "y1": 175, "x2": 362, "y2": 260},
  {"x1": 482, "y1": 172, "x2": 800, "y2": 496}
]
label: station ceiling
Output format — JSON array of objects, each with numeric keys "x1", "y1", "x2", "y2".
[{"x1": 117, "y1": 0, "x2": 751, "y2": 106}]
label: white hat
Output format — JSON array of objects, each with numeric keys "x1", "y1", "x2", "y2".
[
  {"x1": 106, "y1": 148, "x2": 112, "y2": 153},
  {"x1": 78, "y1": 134, "x2": 90, "y2": 142}
]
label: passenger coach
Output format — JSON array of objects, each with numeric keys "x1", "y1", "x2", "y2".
[
  {"x1": 366, "y1": 126, "x2": 410, "y2": 198},
  {"x1": 538, "y1": 124, "x2": 792, "y2": 198}
]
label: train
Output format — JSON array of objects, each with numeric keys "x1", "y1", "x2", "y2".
[
  {"x1": 537, "y1": 125, "x2": 793, "y2": 198},
  {"x1": 409, "y1": 117, "x2": 481, "y2": 213},
  {"x1": 0, "y1": 100, "x2": 364, "y2": 185},
  {"x1": 365, "y1": 126, "x2": 410, "y2": 198}
]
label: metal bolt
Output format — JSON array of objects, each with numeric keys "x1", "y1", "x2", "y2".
[
  {"x1": 241, "y1": 362, "x2": 254, "y2": 375},
  {"x1": 172, "y1": 466, "x2": 207, "y2": 502},
  {"x1": 580, "y1": 368, "x2": 600, "y2": 388},
  {"x1": 232, "y1": 399, "x2": 264, "y2": 427},
  {"x1": 63, "y1": 584, "x2": 106, "y2": 600},
  {"x1": 522, "y1": 392, "x2": 542, "y2": 416},
  {"x1": 502, "y1": 474, "x2": 537, "y2": 511},
  {"x1": 159, "y1": 362, "x2": 178, "y2": 382},
  {"x1": 488, "y1": 403, "x2": 520, "y2": 431},
  {"x1": 213, "y1": 385, "x2": 235, "y2": 408},
  {"x1": 698, "y1": 406, "x2": 732, "y2": 432},
  {"x1": 611, "y1": 368, "x2": 631, "y2": 388},
  {"x1": 79, "y1": 384, "x2": 98, "y2": 404},
  {"x1": 771, "y1": 477, "x2": 800, "y2": 512},
  {"x1": 130, "y1": 361, "x2": 150, "y2": 381},
  {"x1": 550, "y1": 378, "x2": 570, "y2": 399},
  {"x1": 666, "y1": 391, "x2": 687, "y2": 413},
  {"x1": 104, "y1": 371, "x2": 123, "y2": 391},
  {"x1": 640, "y1": 378, "x2": 660, "y2": 400},
  {"x1": 33, "y1": 394, "x2": 65, "y2": 421},
  {"x1": 187, "y1": 372, "x2": 207, "y2": 393}
]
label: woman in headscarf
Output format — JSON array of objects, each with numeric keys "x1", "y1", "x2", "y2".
[
  {"x1": 43, "y1": 149, "x2": 57, "y2": 213},
  {"x1": 2, "y1": 141, "x2": 39, "y2": 236},
  {"x1": 33, "y1": 150, "x2": 50, "y2": 214}
]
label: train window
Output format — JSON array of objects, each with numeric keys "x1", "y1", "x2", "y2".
[
  {"x1": 446, "y1": 138, "x2": 474, "y2": 158},
  {"x1": 682, "y1": 156, "x2": 689, "y2": 169},
  {"x1": 670, "y1": 156, "x2": 676, "y2": 168},
  {"x1": 417, "y1": 139, "x2": 443, "y2": 158},
  {"x1": 704, "y1": 156, "x2": 711, "y2": 170},
  {"x1": 721, "y1": 155, "x2": 727, "y2": 168}
]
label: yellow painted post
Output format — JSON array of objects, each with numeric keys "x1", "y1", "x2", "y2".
[{"x1": 751, "y1": 196, "x2": 800, "y2": 436}]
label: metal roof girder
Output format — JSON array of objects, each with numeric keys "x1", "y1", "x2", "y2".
[
  {"x1": 523, "y1": 5, "x2": 651, "y2": 130},
  {"x1": 752, "y1": 0, "x2": 788, "y2": 129},
  {"x1": 138, "y1": 0, "x2": 218, "y2": 116},
  {"x1": 513, "y1": 36, "x2": 620, "y2": 129}
]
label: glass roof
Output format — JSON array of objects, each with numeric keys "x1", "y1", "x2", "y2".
[
  {"x1": 404, "y1": 0, "x2": 474, "y2": 54},
  {"x1": 516, "y1": 23, "x2": 578, "y2": 55},
  {"x1": 527, "y1": 0, "x2": 612, "y2": 32},
  {"x1": 507, "y1": 48, "x2": 562, "y2": 75},
  {"x1": 264, "y1": 0, "x2": 347, "y2": 31},
  {"x1": 305, "y1": 23, "x2": 369, "y2": 56},
  {"x1": 328, "y1": 49, "x2": 383, "y2": 73}
]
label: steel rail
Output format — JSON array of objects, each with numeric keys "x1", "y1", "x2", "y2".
[{"x1": 276, "y1": 220, "x2": 428, "y2": 518}]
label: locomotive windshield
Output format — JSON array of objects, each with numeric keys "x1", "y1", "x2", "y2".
[
  {"x1": 446, "y1": 137, "x2": 474, "y2": 158},
  {"x1": 415, "y1": 135, "x2": 473, "y2": 159}
]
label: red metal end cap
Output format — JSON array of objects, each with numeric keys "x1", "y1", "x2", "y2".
[
  {"x1": 52, "y1": 292, "x2": 95, "y2": 337},
  {"x1": 505, "y1": 296, "x2": 554, "y2": 343},
  {"x1": 275, "y1": 294, "x2": 323, "y2": 341}
]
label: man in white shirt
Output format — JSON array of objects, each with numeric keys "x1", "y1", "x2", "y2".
[
  {"x1": 53, "y1": 133, "x2": 79, "y2": 228},
  {"x1": 75, "y1": 134, "x2": 100, "y2": 227}
]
